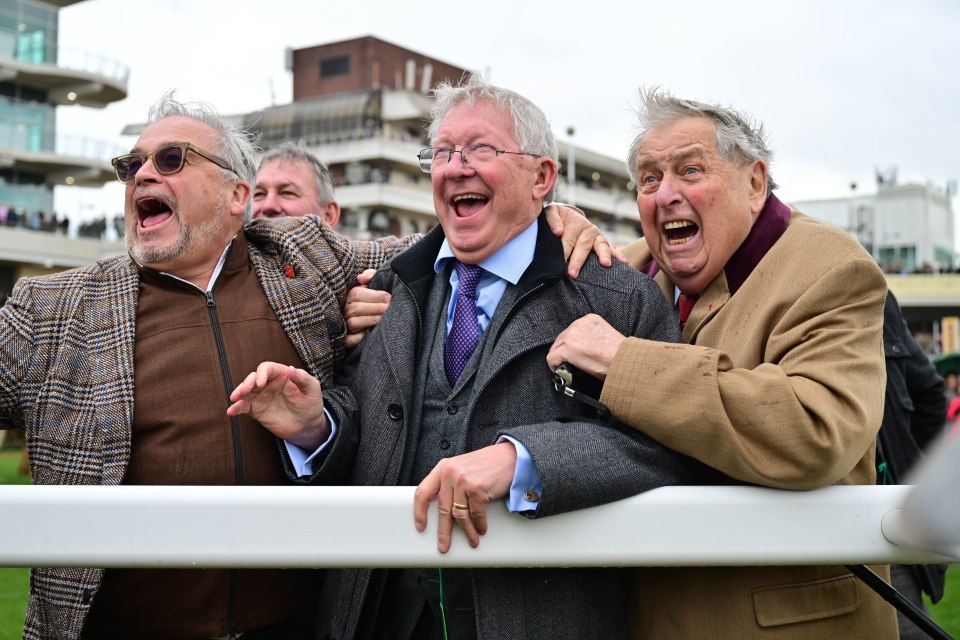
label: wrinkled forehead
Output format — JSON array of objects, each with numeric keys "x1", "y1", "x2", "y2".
[
  {"x1": 134, "y1": 116, "x2": 218, "y2": 153},
  {"x1": 634, "y1": 117, "x2": 721, "y2": 170},
  {"x1": 434, "y1": 100, "x2": 517, "y2": 145}
]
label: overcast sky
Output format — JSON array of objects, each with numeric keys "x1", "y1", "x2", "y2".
[{"x1": 54, "y1": 0, "x2": 960, "y2": 222}]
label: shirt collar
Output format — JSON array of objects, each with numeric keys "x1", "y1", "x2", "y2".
[
  {"x1": 133, "y1": 235, "x2": 238, "y2": 293},
  {"x1": 433, "y1": 219, "x2": 538, "y2": 284}
]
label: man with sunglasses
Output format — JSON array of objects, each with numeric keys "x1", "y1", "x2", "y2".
[
  {"x1": 0, "y1": 92, "x2": 416, "y2": 640},
  {"x1": 0, "y1": 91, "x2": 616, "y2": 640},
  {"x1": 228, "y1": 76, "x2": 701, "y2": 640}
]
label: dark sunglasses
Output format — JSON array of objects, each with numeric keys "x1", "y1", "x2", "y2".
[{"x1": 111, "y1": 142, "x2": 238, "y2": 184}]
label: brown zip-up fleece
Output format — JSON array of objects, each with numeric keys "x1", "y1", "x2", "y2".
[{"x1": 82, "y1": 234, "x2": 314, "y2": 638}]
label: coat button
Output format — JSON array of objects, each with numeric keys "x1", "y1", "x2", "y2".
[
  {"x1": 439, "y1": 439, "x2": 451, "y2": 450},
  {"x1": 388, "y1": 404, "x2": 403, "y2": 420},
  {"x1": 446, "y1": 403, "x2": 458, "y2": 415}
]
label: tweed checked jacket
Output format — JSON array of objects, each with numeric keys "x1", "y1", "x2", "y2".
[
  {"x1": 304, "y1": 216, "x2": 704, "y2": 640},
  {"x1": 0, "y1": 215, "x2": 412, "y2": 640}
]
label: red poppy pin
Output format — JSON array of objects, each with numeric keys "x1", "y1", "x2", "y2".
[{"x1": 284, "y1": 264, "x2": 295, "y2": 279}]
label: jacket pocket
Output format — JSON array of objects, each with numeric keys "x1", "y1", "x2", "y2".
[{"x1": 753, "y1": 573, "x2": 859, "y2": 627}]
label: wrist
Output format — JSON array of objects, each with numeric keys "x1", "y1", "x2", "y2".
[{"x1": 290, "y1": 414, "x2": 331, "y2": 452}]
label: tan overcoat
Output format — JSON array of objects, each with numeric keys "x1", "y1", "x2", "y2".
[{"x1": 603, "y1": 211, "x2": 898, "y2": 639}]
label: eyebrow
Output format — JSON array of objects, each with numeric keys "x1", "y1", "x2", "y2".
[
  {"x1": 434, "y1": 127, "x2": 504, "y2": 147},
  {"x1": 254, "y1": 179, "x2": 298, "y2": 191},
  {"x1": 635, "y1": 145, "x2": 708, "y2": 172}
]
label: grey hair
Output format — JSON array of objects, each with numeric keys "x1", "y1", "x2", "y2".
[
  {"x1": 258, "y1": 141, "x2": 336, "y2": 206},
  {"x1": 147, "y1": 90, "x2": 260, "y2": 221},
  {"x1": 626, "y1": 87, "x2": 778, "y2": 196},
  {"x1": 428, "y1": 74, "x2": 559, "y2": 202}
]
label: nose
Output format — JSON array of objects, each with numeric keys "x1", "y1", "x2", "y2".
[
  {"x1": 441, "y1": 150, "x2": 474, "y2": 178},
  {"x1": 256, "y1": 191, "x2": 283, "y2": 218},
  {"x1": 655, "y1": 174, "x2": 683, "y2": 209},
  {"x1": 134, "y1": 156, "x2": 162, "y2": 185}
]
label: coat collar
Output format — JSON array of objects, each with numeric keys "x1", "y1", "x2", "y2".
[{"x1": 390, "y1": 211, "x2": 566, "y2": 308}]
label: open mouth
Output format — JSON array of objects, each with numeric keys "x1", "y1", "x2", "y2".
[
  {"x1": 136, "y1": 197, "x2": 174, "y2": 229},
  {"x1": 663, "y1": 220, "x2": 699, "y2": 246},
  {"x1": 452, "y1": 193, "x2": 488, "y2": 218}
]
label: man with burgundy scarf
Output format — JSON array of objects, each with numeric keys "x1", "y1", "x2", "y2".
[
  {"x1": 546, "y1": 90, "x2": 897, "y2": 638},
  {"x1": 228, "y1": 77, "x2": 702, "y2": 640}
]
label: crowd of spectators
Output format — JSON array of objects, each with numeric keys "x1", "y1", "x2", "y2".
[
  {"x1": 0, "y1": 205, "x2": 124, "y2": 240},
  {"x1": 884, "y1": 259, "x2": 960, "y2": 275},
  {"x1": 0, "y1": 205, "x2": 69, "y2": 234}
]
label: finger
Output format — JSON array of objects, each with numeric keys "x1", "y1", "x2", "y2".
[
  {"x1": 543, "y1": 203, "x2": 563, "y2": 234},
  {"x1": 452, "y1": 496, "x2": 481, "y2": 549},
  {"x1": 413, "y1": 467, "x2": 442, "y2": 533},
  {"x1": 346, "y1": 288, "x2": 391, "y2": 306},
  {"x1": 254, "y1": 361, "x2": 286, "y2": 389},
  {"x1": 356, "y1": 268, "x2": 377, "y2": 286},
  {"x1": 229, "y1": 370, "x2": 260, "y2": 402},
  {"x1": 344, "y1": 332, "x2": 365, "y2": 350},
  {"x1": 611, "y1": 244, "x2": 628, "y2": 264},
  {"x1": 344, "y1": 299, "x2": 389, "y2": 325},
  {"x1": 468, "y1": 500, "x2": 488, "y2": 537},
  {"x1": 593, "y1": 234, "x2": 614, "y2": 268},
  {"x1": 225, "y1": 397, "x2": 250, "y2": 417},
  {"x1": 287, "y1": 366, "x2": 321, "y2": 396},
  {"x1": 346, "y1": 314, "x2": 383, "y2": 334},
  {"x1": 566, "y1": 230, "x2": 598, "y2": 279},
  {"x1": 545, "y1": 341, "x2": 566, "y2": 372}
]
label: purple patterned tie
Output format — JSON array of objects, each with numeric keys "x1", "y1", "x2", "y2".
[{"x1": 445, "y1": 260, "x2": 482, "y2": 386}]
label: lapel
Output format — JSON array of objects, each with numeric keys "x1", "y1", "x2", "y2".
[
  {"x1": 92, "y1": 258, "x2": 140, "y2": 485},
  {"x1": 246, "y1": 230, "x2": 343, "y2": 384},
  {"x1": 388, "y1": 214, "x2": 569, "y2": 407},
  {"x1": 682, "y1": 271, "x2": 730, "y2": 342},
  {"x1": 653, "y1": 268, "x2": 730, "y2": 344},
  {"x1": 474, "y1": 216, "x2": 568, "y2": 394}
]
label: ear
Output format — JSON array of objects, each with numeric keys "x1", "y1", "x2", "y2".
[
  {"x1": 747, "y1": 160, "x2": 767, "y2": 217},
  {"x1": 230, "y1": 180, "x2": 252, "y2": 219},
  {"x1": 531, "y1": 157, "x2": 559, "y2": 201},
  {"x1": 321, "y1": 201, "x2": 341, "y2": 227}
]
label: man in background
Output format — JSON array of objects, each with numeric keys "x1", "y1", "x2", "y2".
[
  {"x1": 878, "y1": 291, "x2": 948, "y2": 640},
  {"x1": 253, "y1": 140, "x2": 341, "y2": 224}
]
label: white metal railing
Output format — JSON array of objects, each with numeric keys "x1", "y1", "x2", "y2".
[{"x1": 0, "y1": 484, "x2": 954, "y2": 569}]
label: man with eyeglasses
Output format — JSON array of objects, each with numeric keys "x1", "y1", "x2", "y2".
[
  {"x1": 0, "y1": 90, "x2": 616, "y2": 640},
  {"x1": 227, "y1": 76, "x2": 701, "y2": 640}
]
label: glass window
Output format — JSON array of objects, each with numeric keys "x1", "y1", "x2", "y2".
[{"x1": 320, "y1": 56, "x2": 350, "y2": 78}]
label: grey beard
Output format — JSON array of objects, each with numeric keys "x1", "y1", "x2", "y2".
[{"x1": 127, "y1": 197, "x2": 228, "y2": 267}]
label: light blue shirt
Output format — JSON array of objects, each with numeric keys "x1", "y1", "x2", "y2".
[{"x1": 288, "y1": 220, "x2": 543, "y2": 513}]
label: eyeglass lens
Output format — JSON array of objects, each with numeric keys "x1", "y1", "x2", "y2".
[
  {"x1": 115, "y1": 145, "x2": 187, "y2": 182},
  {"x1": 420, "y1": 145, "x2": 498, "y2": 172}
]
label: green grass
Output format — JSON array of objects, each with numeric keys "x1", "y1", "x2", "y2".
[
  {"x1": 929, "y1": 564, "x2": 960, "y2": 636},
  {"x1": 0, "y1": 451, "x2": 29, "y2": 640},
  {"x1": 0, "y1": 449, "x2": 957, "y2": 638}
]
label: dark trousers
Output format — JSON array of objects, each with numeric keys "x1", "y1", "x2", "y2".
[
  {"x1": 891, "y1": 564, "x2": 934, "y2": 640},
  {"x1": 370, "y1": 569, "x2": 477, "y2": 640}
]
